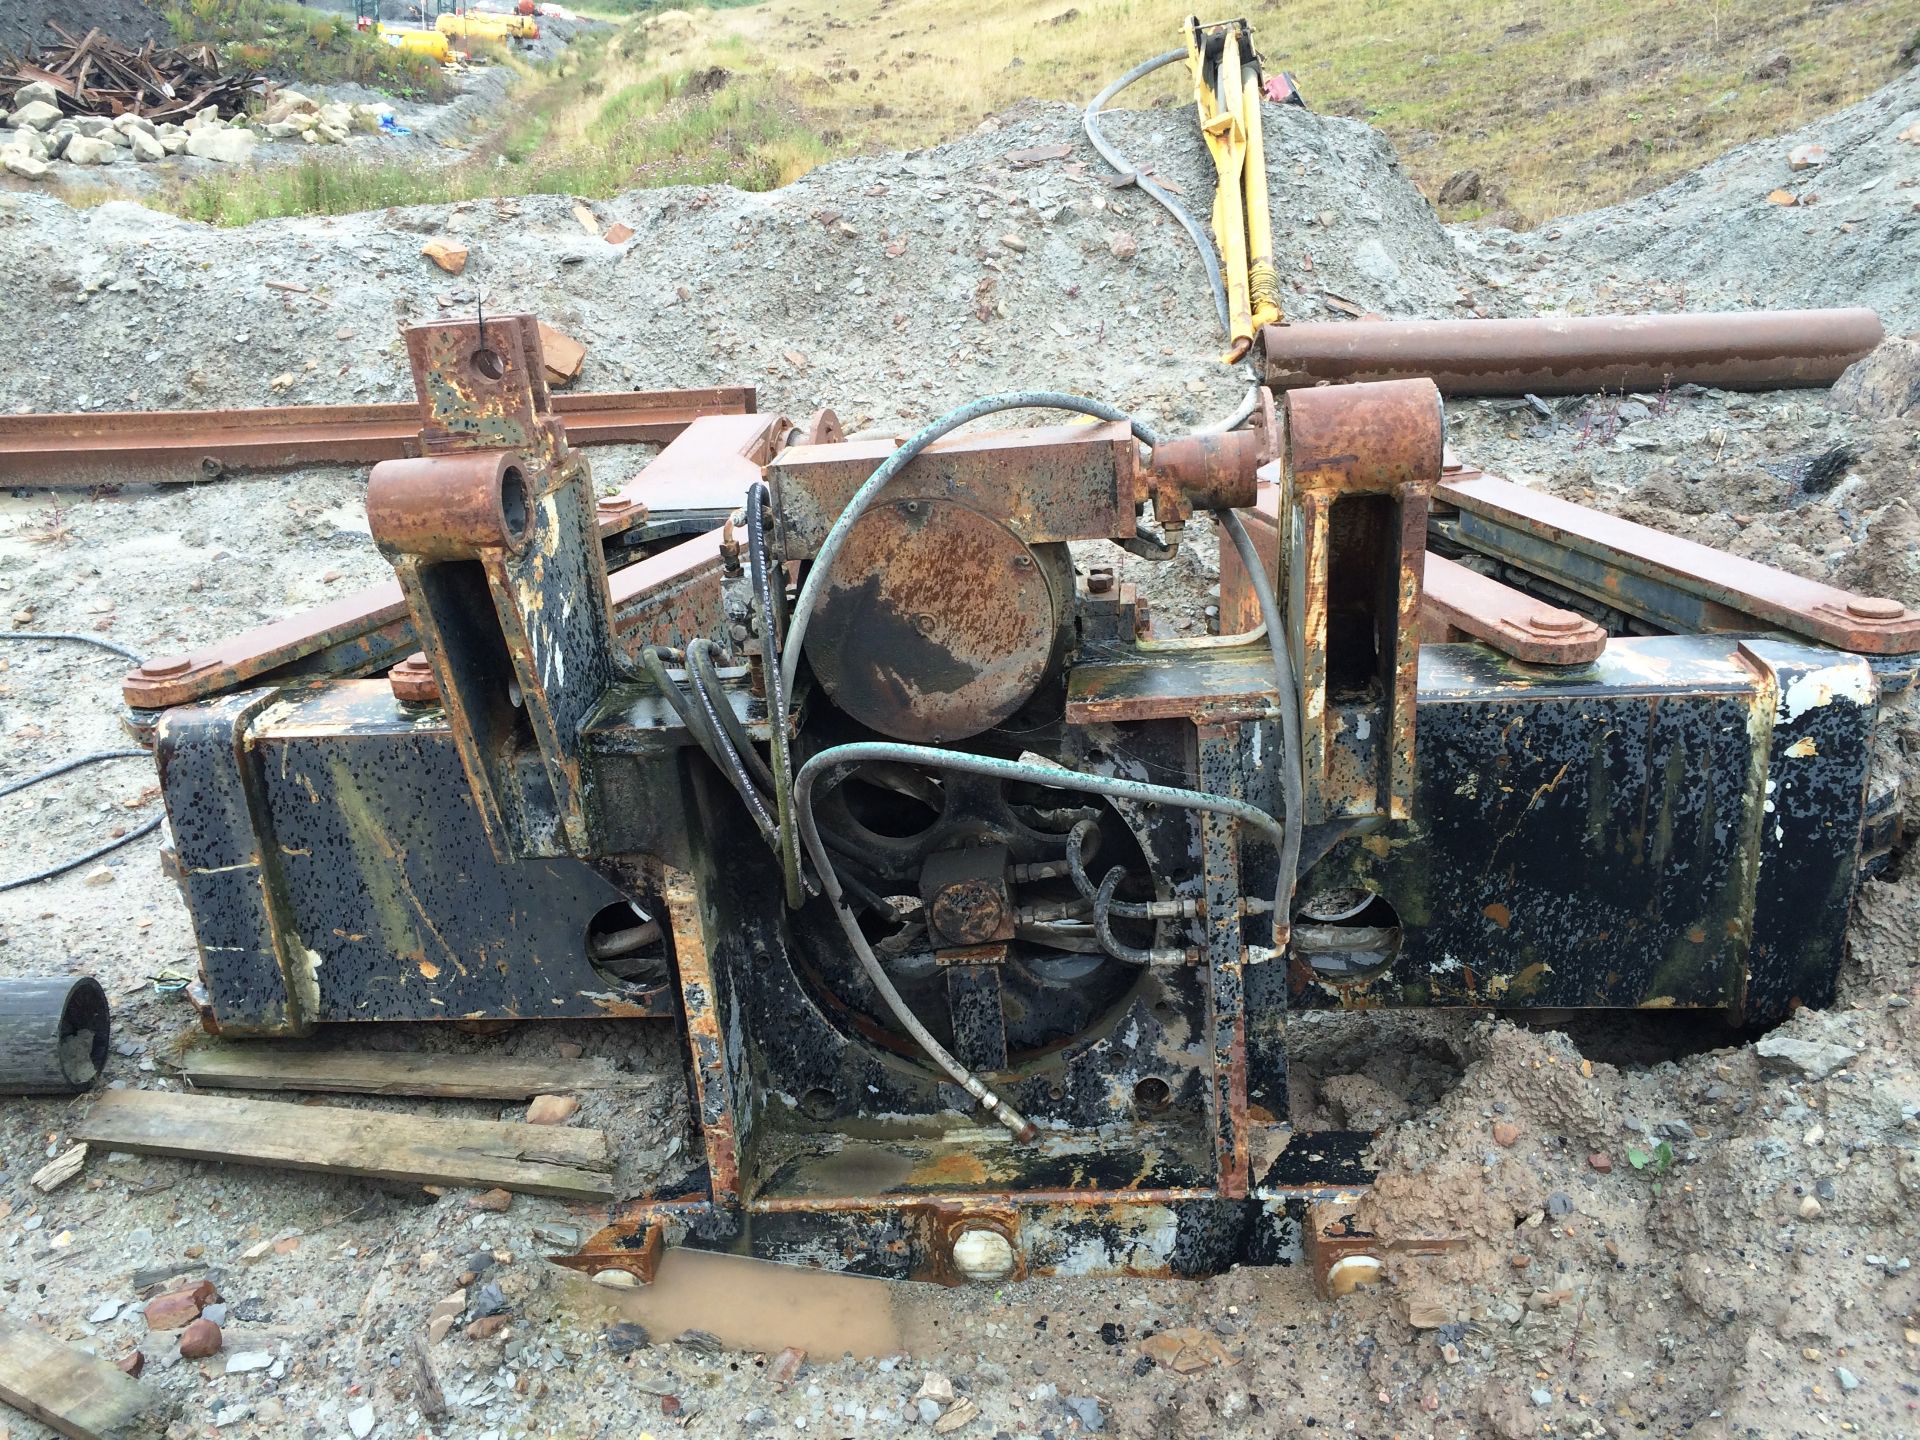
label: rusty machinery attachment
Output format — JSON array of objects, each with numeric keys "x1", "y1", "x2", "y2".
[
  {"x1": 138, "y1": 315, "x2": 1917, "y2": 1290},
  {"x1": 1259, "y1": 307, "x2": 1885, "y2": 396}
]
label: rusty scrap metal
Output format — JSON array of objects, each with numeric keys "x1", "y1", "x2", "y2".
[
  {"x1": 1260, "y1": 308, "x2": 1885, "y2": 396},
  {"x1": 1420, "y1": 553, "x2": 1609, "y2": 663},
  {"x1": 1, "y1": 25, "x2": 260, "y2": 123},
  {"x1": 0, "y1": 386, "x2": 756, "y2": 489}
]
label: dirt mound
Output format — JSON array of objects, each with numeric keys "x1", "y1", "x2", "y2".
[{"x1": 0, "y1": 1, "x2": 173, "y2": 60}]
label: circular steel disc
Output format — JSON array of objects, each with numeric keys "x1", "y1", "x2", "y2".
[{"x1": 806, "y1": 498, "x2": 1058, "y2": 742}]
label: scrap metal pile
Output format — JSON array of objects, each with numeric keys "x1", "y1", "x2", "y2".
[
  {"x1": 88, "y1": 308, "x2": 1914, "y2": 1291},
  {"x1": 0, "y1": 26, "x2": 258, "y2": 123}
]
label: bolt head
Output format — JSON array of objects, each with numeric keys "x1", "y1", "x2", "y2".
[
  {"x1": 1526, "y1": 611, "x2": 1582, "y2": 634},
  {"x1": 1846, "y1": 597, "x2": 1905, "y2": 621},
  {"x1": 139, "y1": 655, "x2": 194, "y2": 678}
]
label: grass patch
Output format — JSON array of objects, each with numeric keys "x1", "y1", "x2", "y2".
[
  {"x1": 160, "y1": 21, "x2": 828, "y2": 226},
  {"x1": 163, "y1": 0, "x2": 453, "y2": 102},
  {"x1": 637, "y1": 0, "x2": 1916, "y2": 225}
]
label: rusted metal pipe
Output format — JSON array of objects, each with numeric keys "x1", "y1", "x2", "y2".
[{"x1": 1260, "y1": 309, "x2": 1884, "y2": 396}]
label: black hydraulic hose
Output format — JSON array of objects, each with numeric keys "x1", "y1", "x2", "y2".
[
  {"x1": 641, "y1": 645, "x2": 777, "y2": 842},
  {"x1": 746, "y1": 481, "x2": 805, "y2": 908},
  {"x1": 0, "y1": 750, "x2": 159, "y2": 893},
  {"x1": 1094, "y1": 866, "x2": 1157, "y2": 966},
  {"x1": 4, "y1": 631, "x2": 144, "y2": 663},
  {"x1": 686, "y1": 638, "x2": 777, "y2": 794},
  {"x1": 1084, "y1": 48, "x2": 1232, "y2": 339},
  {"x1": 1064, "y1": 818, "x2": 1153, "y2": 920}
]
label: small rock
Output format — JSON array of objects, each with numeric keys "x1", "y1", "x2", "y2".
[
  {"x1": 1757, "y1": 1032, "x2": 1859, "y2": 1080},
  {"x1": 118, "y1": 1349, "x2": 145, "y2": 1378},
  {"x1": 1532, "y1": 1387, "x2": 1553, "y2": 1407},
  {"x1": 347, "y1": 1402, "x2": 376, "y2": 1439},
  {"x1": 604, "y1": 222, "x2": 635, "y2": 245},
  {"x1": 999, "y1": 233, "x2": 1027, "y2": 252},
  {"x1": 145, "y1": 1287, "x2": 207, "y2": 1331},
  {"x1": 590, "y1": 1269, "x2": 637, "y2": 1290},
  {"x1": 1788, "y1": 144, "x2": 1828, "y2": 171},
  {"x1": 1107, "y1": 230, "x2": 1137, "y2": 261},
  {"x1": 1835, "y1": 1365, "x2": 1860, "y2": 1392},
  {"x1": 525, "y1": 1094, "x2": 578, "y2": 1125},
  {"x1": 14, "y1": 80, "x2": 58, "y2": 107},
  {"x1": 469, "y1": 1188, "x2": 512, "y2": 1212},
  {"x1": 1547, "y1": 1192, "x2": 1573, "y2": 1217},
  {"x1": 2, "y1": 151, "x2": 49, "y2": 180},
  {"x1": 428, "y1": 1290, "x2": 467, "y2": 1324},
  {"x1": 1437, "y1": 169, "x2": 1482, "y2": 205},
  {"x1": 185, "y1": 128, "x2": 258, "y2": 164},
  {"x1": 1589, "y1": 1152, "x2": 1613, "y2": 1173},
  {"x1": 226, "y1": 1350, "x2": 273, "y2": 1374},
  {"x1": 427, "y1": 1315, "x2": 454, "y2": 1345},
  {"x1": 1492, "y1": 1120, "x2": 1521, "y2": 1147},
  {"x1": 200, "y1": 1304, "x2": 228, "y2": 1326},
  {"x1": 1064, "y1": 1396, "x2": 1106, "y2": 1431},
  {"x1": 8, "y1": 100, "x2": 62, "y2": 131},
  {"x1": 179, "y1": 1318, "x2": 222, "y2": 1359},
  {"x1": 768, "y1": 1345, "x2": 804, "y2": 1387},
  {"x1": 935, "y1": 1397, "x2": 981, "y2": 1433},
  {"x1": 88, "y1": 1300, "x2": 123, "y2": 1324},
  {"x1": 466, "y1": 1314, "x2": 509, "y2": 1340},
  {"x1": 603, "y1": 1321, "x2": 650, "y2": 1356},
  {"x1": 917, "y1": 1371, "x2": 955, "y2": 1405},
  {"x1": 676, "y1": 1328, "x2": 722, "y2": 1354},
  {"x1": 916, "y1": 1399, "x2": 943, "y2": 1426},
  {"x1": 421, "y1": 238, "x2": 469, "y2": 275},
  {"x1": 82, "y1": 866, "x2": 116, "y2": 886},
  {"x1": 129, "y1": 128, "x2": 165, "y2": 163},
  {"x1": 1800, "y1": 1195, "x2": 1823, "y2": 1219}
]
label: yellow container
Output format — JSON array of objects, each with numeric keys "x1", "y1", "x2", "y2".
[
  {"x1": 435, "y1": 12, "x2": 537, "y2": 41},
  {"x1": 379, "y1": 27, "x2": 454, "y2": 62}
]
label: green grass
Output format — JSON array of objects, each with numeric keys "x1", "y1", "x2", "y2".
[
  {"x1": 163, "y1": 0, "x2": 453, "y2": 102},
  {"x1": 160, "y1": 22, "x2": 830, "y2": 226}
]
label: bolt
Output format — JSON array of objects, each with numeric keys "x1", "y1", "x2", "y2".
[
  {"x1": 1527, "y1": 611, "x2": 1582, "y2": 633},
  {"x1": 1013, "y1": 555, "x2": 1034, "y2": 569},
  {"x1": 139, "y1": 655, "x2": 194, "y2": 678},
  {"x1": 1846, "y1": 597, "x2": 1905, "y2": 621},
  {"x1": 1087, "y1": 568, "x2": 1115, "y2": 595},
  {"x1": 913, "y1": 613, "x2": 938, "y2": 635},
  {"x1": 903, "y1": 500, "x2": 920, "y2": 514}
]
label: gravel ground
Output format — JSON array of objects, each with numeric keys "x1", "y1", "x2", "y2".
[{"x1": 0, "y1": 64, "x2": 1918, "y2": 1440}]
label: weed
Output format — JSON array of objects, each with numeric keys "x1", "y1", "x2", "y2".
[{"x1": 162, "y1": 0, "x2": 452, "y2": 102}]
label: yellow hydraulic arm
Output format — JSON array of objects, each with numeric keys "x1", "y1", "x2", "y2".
[{"x1": 1184, "y1": 16, "x2": 1281, "y2": 362}]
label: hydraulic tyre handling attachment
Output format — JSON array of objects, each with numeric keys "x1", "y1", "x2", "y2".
[{"x1": 135, "y1": 318, "x2": 1918, "y2": 1286}]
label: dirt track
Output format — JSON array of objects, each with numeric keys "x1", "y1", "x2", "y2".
[{"x1": 0, "y1": 63, "x2": 1917, "y2": 1440}]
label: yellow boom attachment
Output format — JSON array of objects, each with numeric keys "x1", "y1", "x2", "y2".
[{"x1": 1184, "y1": 15, "x2": 1281, "y2": 362}]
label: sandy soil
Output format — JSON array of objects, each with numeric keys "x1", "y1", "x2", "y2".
[{"x1": 0, "y1": 63, "x2": 1917, "y2": 1440}]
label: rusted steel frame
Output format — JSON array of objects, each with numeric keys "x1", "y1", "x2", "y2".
[
  {"x1": 122, "y1": 411, "x2": 767, "y2": 713},
  {"x1": 1303, "y1": 1197, "x2": 1467, "y2": 1299},
  {"x1": 593, "y1": 411, "x2": 791, "y2": 529},
  {"x1": 1284, "y1": 380, "x2": 1442, "y2": 823},
  {"x1": 1259, "y1": 308, "x2": 1884, "y2": 396},
  {"x1": 770, "y1": 422, "x2": 1138, "y2": 558},
  {"x1": 1422, "y1": 552, "x2": 1608, "y2": 663},
  {"x1": 1142, "y1": 389, "x2": 1280, "y2": 527},
  {"x1": 0, "y1": 386, "x2": 757, "y2": 488},
  {"x1": 662, "y1": 867, "x2": 744, "y2": 1206},
  {"x1": 1440, "y1": 470, "x2": 1920, "y2": 654},
  {"x1": 1196, "y1": 725, "x2": 1252, "y2": 1199}
]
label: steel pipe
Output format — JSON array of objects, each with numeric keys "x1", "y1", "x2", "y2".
[{"x1": 1260, "y1": 309, "x2": 1884, "y2": 396}]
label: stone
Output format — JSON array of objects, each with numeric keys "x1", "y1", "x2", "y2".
[
  {"x1": 265, "y1": 122, "x2": 304, "y2": 141},
  {"x1": 1532, "y1": 1387, "x2": 1554, "y2": 1407},
  {"x1": 916, "y1": 1399, "x2": 943, "y2": 1426},
  {"x1": 1589, "y1": 1152, "x2": 1613, "y2": 1174},
  {"x1": 602, "y1": 1322, "x2": 650, "y2": 1355},
  {"x1": 604, "y1": 222, "x2": 635, "y2": 245},
  {"x1": 999, "y1": 233, "x2": 1027, "y2": 252},
  {"x1": 427, "y1": 1315, "x2": 455, "y2": 1344},
  {"x1": 1547, "y1": 1191, "x2": 1573, "y2": 1217},
  {"x1": 347, "y1": 1402, "x2": 376, "y2": 1439},
  {"x1": 158, "y1": 129, "x2": 189, "y2": 156},
  {"x1": 83, "y1": 865, "x2": 115, "y2": 885},
  {"x1": 186, "y1": 128, "x2": 259, "y2": 164},
  {"x1": 1799, "y1": 1195, "x2": 1823, "y2": 1219},
  {"x1": 89, "y1": 1299, "x2": 124, "y2": 1323},
  {"x1": 1437, "y1": 169, "x2": 1482, "y2": 205},
  {"x1": 916, "y1": 1372, "x2": 955, "y2": 1405},
  {"x1": 422, "y1": 238, "x2": 469, "y2": 275},
  {"x1": 1492, "y1": 1120, "x2": 1521, "y2": 1147},
  {"x1": 934, "y1": 1398, "x2": 981, "y2": 1433},
  {"x1": 469, "y1": 1188, "x2": 512, "y2": 1211},
  {"x1": 226, "y1": 1349, "x2": 273, "y2": 1374},
  {"x1": 9, "y1": 100, "x2": 62, "y2": 131},
  {"x1": 768, "y1": 1345, "x2": 804, "y2": 1387},
  {"x1": 1836, "y1": 1365, "x2": 1860, "y2": 1392},
  {"x1": 315, "y1": 123, "x2": 350, "y2": 145},
  {"x1": 590, "y1": 1269, "x2": 637, "y2": 1289},
  {"x1": 525, "y1": 1094, "x2": 579, "y2": 1125},
  {"x1": 61, "y1": 134, "x2": 118, "y2": 166},
  {"x1": 1756, "y1": 1032, "x2": 1859, "y2": 1081},
  {"x1": 129, "y1": 128, "x2": 165, "y2": 163},
  {"x1": 184, "y1": 105, "x2": 224, "y2": 132},
  {"x1": 117, "y1": 1349, "x2": 145, "y2": 1378},
  {"x1": 200, "y1": 1304, "x2": 228, "y2": 1326},
  {"x1": 1108, "y1": 230, "x2": 1137, "y2": 261},
  {"x1": 145, "y1": 1287, "x2": 207, "y2": 1330},
  {"x1": 179, "y1": 1318, "x2": 223, "y2": 1359},
  {"x1": 15, "y1": 81, "x2": 58, "y2": 107},
  {"x1": 466, "y1": 1314, "x2": 509, "y2": 1340},
  {"x1": 114, "y1": 113, "x2": 157, "y2": 137},
  {"x1": 1064, "y1": 1396, "x2": 1106, "y2": 1431},
  {"x1": 429, "y1": 1290, "x2": 467, "y2": 1323},
  {"x1": 1788, "y1": 144, "x2": 1828, "y2": 171}
]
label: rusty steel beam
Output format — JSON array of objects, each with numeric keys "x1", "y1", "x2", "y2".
[
  {"x1": 1422, "y1": 553, "x2": 1609, "y2": 664},
  {"x1": 1259, "y1": 309, "x2": 1884, "y2": 396},
  {"x1": 1439, "y1": 470, "x2": 1920, "y2": 654},
  {"x1": 0, "y1": 386, "x2": 757, "y2": 488}
]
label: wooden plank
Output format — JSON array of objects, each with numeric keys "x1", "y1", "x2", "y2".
[
  {"x1": 181, "y1": 1045, "x2": 638, "y2": 1101},
  {"x1": 0, "y1": 1315, "x2": 172, "y2": 1440},
  {"x1": 77, "y1": 1091, "x2": 614, "y2": 1201}
]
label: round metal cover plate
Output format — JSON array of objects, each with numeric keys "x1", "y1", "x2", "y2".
[{"x1": 806, "y1": 497, "x2": 1057, "y2": 742}]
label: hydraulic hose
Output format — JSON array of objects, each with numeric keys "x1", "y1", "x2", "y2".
[
  {"x1": 780, "y1": 392, "x2": 1162, "y2": 705},
  {"x1": 642, "y1": 645, "x2": 777, "y2": 842},
  {"x1": 0, "y1": 750, "x2": 159, "y2": 893},
  {"x1": 746, "y1": 481, "x2": 805, "y2": 908},
  {"x1": 1218, "y1": 509, "x2": 1304, "y2": 930},
  {"x1": 686, "y1": 638, "x2": 776, "y2": 794},
  {"x1": 1084, "y1": 48, "x2": 1231, "y2": 338}
]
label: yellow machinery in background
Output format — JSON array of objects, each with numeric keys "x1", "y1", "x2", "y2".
[
  {"x1": 379, "y1": 25, "x2": 454, "y2": 62},
  {"x1": 1185, "y1": 16, "x2": 1281, "y2": 362},
  {"x1": 435, "y1": 9, "x2": 539, "y2": 43}
]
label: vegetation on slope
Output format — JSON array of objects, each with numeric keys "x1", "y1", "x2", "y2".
[{"x1": 163, "y1": 0, "x2": 452, "y2": 101}]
